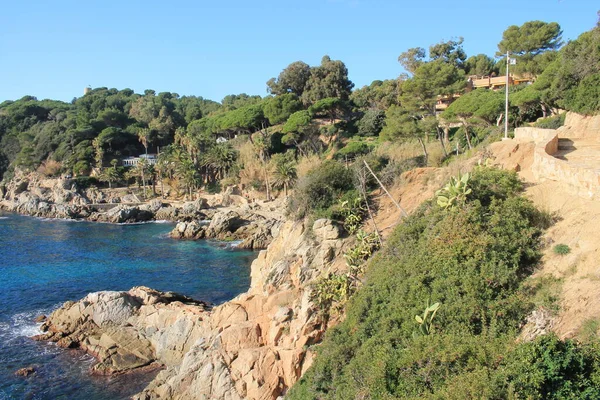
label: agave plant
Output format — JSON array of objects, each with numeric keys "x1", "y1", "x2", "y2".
[
  {"x1": 415, "y1": 301, "x2": 441, "y2": 335},
  {"x1": 436, "y1": 172, "x2": 472, "y2": 210}
]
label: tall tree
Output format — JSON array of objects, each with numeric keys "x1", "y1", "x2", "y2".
[
  {"x1": 497, "y1": 21, "x2": 563, "y2": 77},
  {"x1": 267, "y1": 61, "x2": 311, "y2": 96},
  {"x1": 301, "y1": 56, "x2": 354, "y2": 106},
  {"x1": 398, "y1": 47, "x2": 426, "y2": 75},
  {"x1": 429, "y1": 37, "x2": 467, "y2": 70}
]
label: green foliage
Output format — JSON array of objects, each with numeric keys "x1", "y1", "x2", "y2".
[
  {"x1": 72, "y1": 176, "x2": 99, "y2": 189},
  {"x1": 263, "y1": 93, "x2": 302, "y2": 125},
  {"x1": 356, "y1": 109, "x2": 385, "y2": 136},
  {"x1": 530, "y1": 26, "x2": 600, "y2": 114},
  {"x1": 288, "y1": 167, "x2": 554, "y2": 400},
  {"x1": 338, "y1": 197, "x2": 366, "y2": 234},
  {"x1": 301, "y1": 56, "x2": 354, "y2": 106},
  {"x1": 282, "y1": 110, "x2": 312, "y2": 134},
  {"x1": 271, "y1": 151, "x2": 297, "y2": 195},
  {"x1": 267, "y1": 61, "x2": 311, "y2": 97},
  {"x1": 343, "y1": 230, "x2": 380, "y2": 273},
  {"x1": 350, "y1": 80, "x2": 399, "y2": 110},
  {"x1": 467, "y1": 165, "x2": 523, "y2": 206},
  {"x1": 415, "y1": 301, "x2": 441, "y2": 336},
  {"x1": 443, "y1": 88, "x2": 504, "y2": 125},
  {"x1": 497, "y1": 334, "x2": 600, "y2": 399},
  {"x1": 312, "y1": 273, "x2": 352, "y2": 314},
  {"x1": 335, "y1": 140, "x2": 372, "y2": 160},
  {"x1": 497, "y1": 20, "x2": 563, "y2": 76},
  {"x1": 553, "y1": 243, "x2": 571, "y2": 255},
  {"x1": 464, "y1": 53, "x2": 498, "y2": 76},
  {"x1": 436, "y1": 172, "x2": 472, "y2": 210},
  {"x1": 289, "y1": 160, "x2": 354, "y2": 219}
]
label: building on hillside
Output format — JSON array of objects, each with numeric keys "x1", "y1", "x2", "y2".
[
  {"x1": 467, "y1": 75, "x2": 533, "y2": 90},
  {"x1": 122, "y1": 154, "x2": 158, "y2": 167}
]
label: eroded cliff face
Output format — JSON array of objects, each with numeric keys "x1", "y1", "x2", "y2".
[{"x1": 37, "y1": 218, "x2": 351, "y2": 399}]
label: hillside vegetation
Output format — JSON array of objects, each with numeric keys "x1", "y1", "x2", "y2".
[
  {"x1": 1, "y1": 19, "x2": 598, "y2": 204},
  {"x1": 288, "y1": 167, "x2": 600, "y2": 399}
]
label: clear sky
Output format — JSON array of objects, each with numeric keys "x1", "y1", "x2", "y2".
[{"x1": 0, "y1": 0, "x2": 597, "y2": 103}]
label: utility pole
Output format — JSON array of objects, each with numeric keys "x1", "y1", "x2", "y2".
[{"x1": 504, "y1": 51, "x2": 509, "y2": 140}]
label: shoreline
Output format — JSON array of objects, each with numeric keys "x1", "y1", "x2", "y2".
[{"x1": 1, "y1": 171, "x2": 286, "y2": 250}]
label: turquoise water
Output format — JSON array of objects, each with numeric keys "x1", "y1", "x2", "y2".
[{"x1": 0, "y1": 213, "x2": 255, "y2": 400}]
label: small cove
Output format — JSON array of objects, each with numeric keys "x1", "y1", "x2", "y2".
[{"x1": 0, "y1": 213, "x2": 255, "y2": 399}]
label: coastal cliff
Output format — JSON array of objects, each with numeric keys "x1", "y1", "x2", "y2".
[{"x1": 36, "y1": 217, "x2": 352, "y2": 399}]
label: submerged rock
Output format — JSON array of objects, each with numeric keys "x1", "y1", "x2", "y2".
[{"x1": 14, "y1": 367, "x2": 36, "y2": 377}]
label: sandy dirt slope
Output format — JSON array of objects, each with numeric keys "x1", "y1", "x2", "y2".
[{"x1": 488, "y1": 138, "x2": 600, "y2": 339}]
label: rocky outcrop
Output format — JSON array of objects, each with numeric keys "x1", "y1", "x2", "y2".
[
  {"x1": 0, "y1": 170, "x2": 92, "y2": 218},
  {"x1": 38, "y1": 218, "x2": 351, "y2": 399},
  {"x1": 170, "y1": 205, "x2": 284, "y2": 250},
  {"x1": 33, "y1": 287, "x2": 210, "y2": 375}
]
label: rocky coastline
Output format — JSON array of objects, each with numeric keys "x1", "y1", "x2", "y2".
[
  {"x1": 34, "y1": 218, "x2": 352, "y2": 399},
  {"x1": 0, "y1": 170, "x2": 284, "y2": 250}
]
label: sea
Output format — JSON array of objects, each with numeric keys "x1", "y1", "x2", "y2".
[{"x1": 0, "y1": 212, "x2": 256, "y2": 400}]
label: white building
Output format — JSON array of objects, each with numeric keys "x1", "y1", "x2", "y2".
[{"x1": 122, "y1": 154, "x2": 158, "y2": 167}]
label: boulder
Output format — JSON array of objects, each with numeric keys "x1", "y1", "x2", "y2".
[
  {"x1": 14, "y1": 367, "x2": 36, "y2": 377},
  {"x1": 312, "y1": 219, "x2": 343, "y2": 240}
]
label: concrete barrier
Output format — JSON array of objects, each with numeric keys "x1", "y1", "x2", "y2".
[{"x1": 514, "y1": 124, "x2": 600, "y2": 199}]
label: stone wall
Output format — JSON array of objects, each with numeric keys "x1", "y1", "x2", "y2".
[
  {"x1": 514, "y1": 119, "x2": 600, "y2": 199},
  {"x1": 560, "y1": 113, "x2": 600, "y2": 140}
]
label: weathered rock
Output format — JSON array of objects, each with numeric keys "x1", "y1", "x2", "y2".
[
  {"x1": 312, "y1": 218, "x2": 343, "y2": 240},
  {"x1": 36, "y1": 287, "x2": 211, "y2": 375},
  {"x1": 133, "y1": 220, "x2": 351, "y2": 400},
  {"x1": 155, "y1": 206, "x2": 179, "y2": 221},
  {"x1": 34, "y1": 315, "x2": 47, "y2": 323},
  {"x1": 14, "y1": 367, "x2": 36, "y2": 377}
]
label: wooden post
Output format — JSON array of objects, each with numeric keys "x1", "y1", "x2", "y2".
[{"x1": 363, "y1": 160, "x2": 408, "y2": 218}]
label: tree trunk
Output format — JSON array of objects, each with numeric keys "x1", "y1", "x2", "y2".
[
  {"x1": 496, "y1": 113, "x2": 504, "y2": 126},
  {"x1": 462, "y1": 122, "x2": 473, "y2": 150},
  {"x1": 418, "y1": 137, "x2": 428, "y2": 165},
  {"x1": 141, "y1": 169, "x2": 147, "y2": 199},
  {"x1": 264, "y1": 165, "x2": 271, "y2": 201},
  {"x1": 437, "y1": 127, "x2": 448, "y2": 158}
]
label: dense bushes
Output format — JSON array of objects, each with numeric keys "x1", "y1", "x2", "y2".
[
  {"x1": 288, "y1": 160, "x2": 355, "y2": 219},
  {"x1": 287, "y1": 167, "x2": 599, "y2": 399}
]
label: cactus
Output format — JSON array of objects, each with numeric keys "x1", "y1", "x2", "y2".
[
  {"x1": 436, "y1": 172, "x2": 472, "y2": 210},
  {"x1": 415, "y1": 301, "x2": 441, "y2": 335}
]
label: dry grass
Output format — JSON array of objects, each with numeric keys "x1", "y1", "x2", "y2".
[
  {"x1": 37, "y1": 159, "x2": 62, "y2": 177},
  {"x1": 375, "y1": 139, "x2": 448, "y2": 167},
  {"x1": 237, "y1": 141, "x2": 264, "y2": 185},
  {"x1": 297, "y1": 153, "x2": 323, "y2": 180}
]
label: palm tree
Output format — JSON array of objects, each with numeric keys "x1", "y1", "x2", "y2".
[
  {"x1": 253, "y1": 131, "x2": 272, "y2": 200},
  {"x1": 138, "y1": 128, "x2": 151, "y2": 156},
  {"x1": 127, "y1": 158, "x2": 149, "y2": 199},
  {"x1": 271, "y1": 155, "x2": 297, "y2": 197},
  {"x1": 202, "y1": 143, "x2": 237, "y2": 181}
]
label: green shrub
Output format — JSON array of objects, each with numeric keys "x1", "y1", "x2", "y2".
[
  {"x1": 534, "y1": 113, "x2": 566, "y2": 129},
  {"x1": 72, "y1": 176, "x2": 98, "y2": 189},
  {"x1": 312, "y1": 273, "x2": 351, "y2": 315},
  {"x1": 288, "y1": 167, "x2": 555, "y2": 400},
  {"x1": 495, "y1": 334, "x2": 600, "y2": 399},
  {"x1": 335, "y1": 141, "x2": 373, "y2": 160},
  {"x1": 553, "y1": 243, "x2": 571, "y2": 255},
  {"x1": 289, "y1": 160, "x2": 354, "y2": 219}
]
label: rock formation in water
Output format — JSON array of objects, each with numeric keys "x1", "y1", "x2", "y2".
[
  {"x1": 36, "y1": 218, "x2": 351, "y2": 399},
  {"x1": 1, "y1": 170, "x2": 282, "y2": 249}
]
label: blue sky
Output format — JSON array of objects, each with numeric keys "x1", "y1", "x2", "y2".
[{"x1": 0, "y1": 0, "x2": 597, "y2": 103}]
